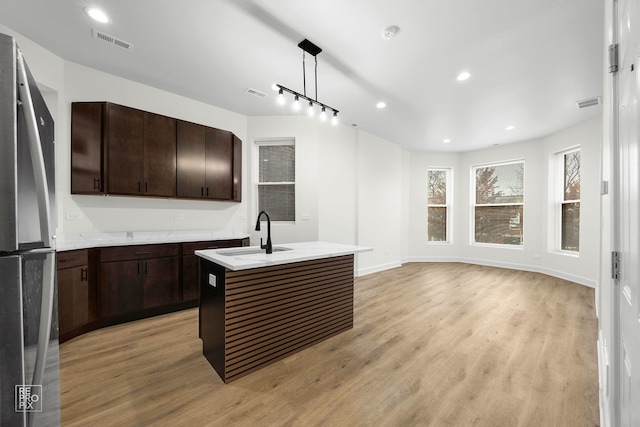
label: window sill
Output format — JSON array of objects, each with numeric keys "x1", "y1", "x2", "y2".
[
  {"x1": 550, "y1": 250, "x2": 580, "y2": 258},
  {"x1": 427, "y1": 241, "x2": 451, "y2": 245},
  {"x1": 471, "y1": 242, "x2": 524, "y2": 250}
]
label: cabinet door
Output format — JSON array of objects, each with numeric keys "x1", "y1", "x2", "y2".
[
  {"x1": 71, "y1": 103, "x2": 104, "y2": 194},
  {"x1": 143, "y1": 257, "x2": 179, "y2": 309},
  {"x1": 58, "y1": 265, "x2": 91, "y2": 335},
  {"x1": 106, "y1": 103, "x2": 145, "y2": 195},
  {"x1": 144, "y1": 113, "x2": 176, "y2": 197},
  {"x1": 100, "y1": 260, "x2": 143, "y2": 316},
  {"x1": 205, "y1": 128, "x2": 233, "y2": 200},
  {"x1": 177, "y1": 120, "x2": 206, "y2": 198},
  {"x1": 232, "y1": 134, "x2": 242, "y2": 202},
  {"x1": 182, "y1": 255, "x2": 199, "y2": 301}
]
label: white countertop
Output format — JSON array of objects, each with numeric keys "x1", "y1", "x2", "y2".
[
  {"x1": 195, "y1": 241, "x2": 372, "y2": 271},
  {"x1": 56, "y1": 230, "x2": 251, "y2": 251}
]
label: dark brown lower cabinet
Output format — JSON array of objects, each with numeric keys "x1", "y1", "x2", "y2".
[
  {"x1": 99, "y1": 244, "x2": 179, "y2": 318},
  {"x1": 58, "y1": 238, "x2": 248, "y2": 343},
  {"x1": 143, "y1": 257, "x2": 179, "y2": 309},
  {"x1": 57, "y1": 249, "x2": 98, "y2": 342}
]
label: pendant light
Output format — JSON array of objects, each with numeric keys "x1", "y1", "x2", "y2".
[{"x1": 274, "y1": 39, "x2": 339, "y2": 125}]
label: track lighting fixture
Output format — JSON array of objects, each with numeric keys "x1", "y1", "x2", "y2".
[{"x1": 274, "y1": 39, "x2": 339, "y2": 124}]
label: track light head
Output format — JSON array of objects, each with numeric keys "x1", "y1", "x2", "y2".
[
  {"x1": 277, "y1": 88, "x2": 285, "y2": 106},
  {"x1": 320, "y1": 106, "x2": 327, "y2": 121}
]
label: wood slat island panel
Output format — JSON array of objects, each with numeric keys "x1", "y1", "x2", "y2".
[{"x1": 200, "y1": 254, "x2": 354, "y2": 383}]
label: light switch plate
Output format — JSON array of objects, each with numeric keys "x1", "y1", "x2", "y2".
[{"x1": 209, "y1": 274, "x2": 217, "y2": 287}]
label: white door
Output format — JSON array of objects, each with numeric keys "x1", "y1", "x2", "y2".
[{"x1": 616, "y1": 0, "x2": 640, "y2": 425}]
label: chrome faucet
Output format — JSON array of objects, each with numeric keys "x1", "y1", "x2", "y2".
[{"x1": 254, "y1": 211, "x2": 273, "y2": 254}]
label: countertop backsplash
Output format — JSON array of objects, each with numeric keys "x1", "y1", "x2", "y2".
[{"x1": 56, "y1": 229, "x2": 251, "y2": 251}]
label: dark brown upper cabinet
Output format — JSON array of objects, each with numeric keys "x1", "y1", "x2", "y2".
[
  {"x1": 105, "y1": 103, "x2": 145, "y2": 195},
  {"x1": 71, "y1": 103, "x2": 105, "y2": 193},
  {"x1": 176, "y1": 120, "x2": 206, "y2": 198},
  {"x1": 71, "y1": 102, "x2": 177, "y2": 197},
  {"x1": 72, "y1": 101, "x2": 240, "y2": 202},
  {"x1": 177, "y1": 120, "x2": 237, "y2": 201},
  {"x1": 232, "y1": 134, "x2": 242, "y2": 202},
  {"x1": 143, "y1": 112, "x2": 177, "y2": 197}
]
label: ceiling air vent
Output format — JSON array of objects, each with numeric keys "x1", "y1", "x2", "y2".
[
  {"x1": 245, "y1": 88, "x2": 267, "y2": 98},
  {"x1": 576, "y1": 96, "x2": 601, "y2": 109},
  {"x1": 92, "y1": 29, "x2": 134, "y2": 51}
]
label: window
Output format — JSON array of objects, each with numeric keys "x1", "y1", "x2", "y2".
[
  {"x1": 256, "y1": 141, "x2": 295, "y2": 221},
  {"x1": 560, "y1": 149, "x2": 580, "y2": 251},
  {"x1": 427, "y1": 169, "x2": 451, "y2": 242},
  {"x1": 472, "y1": 161, "x2": 524, "y2": 246}
]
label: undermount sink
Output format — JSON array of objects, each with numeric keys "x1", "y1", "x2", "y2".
[{"x1": 217, "y1": 246, "x2": 292, "y2": 256}]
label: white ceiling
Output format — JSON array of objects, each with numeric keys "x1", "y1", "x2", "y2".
[{"x1": 0, "y1": 0, "x2": 604, "y2": 152}]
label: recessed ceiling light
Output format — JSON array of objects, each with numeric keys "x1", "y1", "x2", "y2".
[
  {"x1": 456, "y1": 71, "x2": 471, "y2": 81},
  {"x1": 505, "y1": 125, "x2": 515, "y2": 131},
  {"x1": 443, "y1": 138, "x2": 451, "y2": 144},
  {"x1": 376, "y1": 101, "x2": 386, "y2": 109},
  {"x1": 84, "y1": 7, "x2": 109, "y2": 23}
]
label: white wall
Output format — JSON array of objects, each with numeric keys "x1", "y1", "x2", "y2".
[
  {"x1": 405, "y1": 117, "x2": 602, "y2": 288},
  {"x1": 356, "y1": 131, "x2": 403, "y2": 275},
  {"x1": 246, "y1": 117, "x2": 403, "y2": 275},
  {"x1": 541, "y1": 117, "x2": 601, "y2": 285}
]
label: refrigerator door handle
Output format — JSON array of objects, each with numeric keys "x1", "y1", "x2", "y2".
[
  {"x1": 16, "y1": 51, "x2": 52, "y2": 248},
  {"x1": 29, "y1": 252, "x2": 55, "y2": 427}
]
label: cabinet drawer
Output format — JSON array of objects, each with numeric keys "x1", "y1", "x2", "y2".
[
  {"x1": 57, "y1": 250, "x2": 88, "y2": 270},
  {"x1": 100, "y1": 244, "x2": 179, "y2": 262},
  {"x1": 182, "y1": 239, "x2": 242, "y2": 255}
]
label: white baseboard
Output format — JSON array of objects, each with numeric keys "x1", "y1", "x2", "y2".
[
  {"x1": 597, "y1": 332, "x2": 611, "y2": 427},
  {"x1": 357, "y1": 261, "x2": 402, "y2": 277},
  {"x1": 401, "y1": 256, "x2": 597, "y2": 288}
]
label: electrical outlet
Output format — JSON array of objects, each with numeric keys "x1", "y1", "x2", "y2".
[
  {"x1": 66, "y1": 212, "x2": 82, "y2": 220},
  {"x1": 174, "y1": 213, "x2": 185, "y2": 220}
]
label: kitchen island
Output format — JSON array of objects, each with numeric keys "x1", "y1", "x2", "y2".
[{"x1": 196, "y1": 241, "x2": 371, "y2": 383}]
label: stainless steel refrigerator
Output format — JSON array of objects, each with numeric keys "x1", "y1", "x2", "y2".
[{"x1": 0, "y1": 33, "x2": 60, "y2": 426}]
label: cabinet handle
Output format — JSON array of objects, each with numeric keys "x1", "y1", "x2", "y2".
[
  {"x1": 138, "y1": 181, "x2": 141, "y2": 193},
  {"x1": 59, "y1": 258, "x2": 78, "y2": 263},
  {"x1": 144, "y1": 261, "x2": 148, "y2": 274},
  {"x1": 81, "y1": 267, "x2": 88, "y2": 282},
  {"x1": 135, "y1": 251, "x2": 151, "y2": 255},
  {"x1": 93, "y1": 178, "x2": 101, "y2": 190},
  {"x1": 137, "y1": 261, "x2": 141, "y2": 275},
  {"x1": 201, "y1": 187, "x2": 204, "y2": 196},
  {"x1": 206, "y1": 187, "x2": 209, "y2": 197},
  {"x1": 145, "y1": 182, "x2": 148, "y2": 193}
]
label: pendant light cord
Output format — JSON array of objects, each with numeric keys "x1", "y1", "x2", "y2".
[{"x1": 302, "y1": 52, "x2": 307, "y2": 97}]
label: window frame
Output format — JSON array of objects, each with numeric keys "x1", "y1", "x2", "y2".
[
  {"x1": 471, "y1": 159, "x2": 525, "y2": 248},
  {"x1": 556, "y1": 147, "x2": 581, "y2": 255},
  {"x1": 255, "y1": 139, "x2": 296, "y2": 223},
  {"x1": 427, "y1": 168, "x2": 453, "y2": 244}
]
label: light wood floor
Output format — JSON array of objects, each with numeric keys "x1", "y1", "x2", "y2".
[{"x1": 59, "y1": 263, "x2": 599, "y2": 426}]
